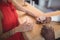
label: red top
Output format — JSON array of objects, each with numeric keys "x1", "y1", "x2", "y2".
[
  {"x1": 0, "y1": 0, "x2": 19, "y2": 32},
  {"x1": 5, "y1": 32, "x2": 25, "y2": 40},
  {"x1": 0, "y1": 1, "x2": 25, "y2": 40}
]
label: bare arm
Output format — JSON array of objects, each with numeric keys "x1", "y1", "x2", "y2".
[
  {"x1": 0, "y1": 21, "x2": 33, "y2": 40},
  {"x1": 36, "y1": 11, "x2": 60, "y2": 24},
  {"x1": 12, "y1": 0, "x2": 37, "y2": 18},
  {"x1": 45, "y1": 11, "x2": 60, "y2": 17}
]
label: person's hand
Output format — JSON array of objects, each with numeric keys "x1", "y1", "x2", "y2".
[
  {"x1": 41, "y1": 25, "x2": 55, "y2": 40},
  {"x1": 36, "y1": 16, "x2": 46, "y2": 24},
  {"x1": 36, "y1": 16, "x2": 51, "y2": 24},
  {"x1": 20, "y1": 20, "x2": 33, "y2": 32}
]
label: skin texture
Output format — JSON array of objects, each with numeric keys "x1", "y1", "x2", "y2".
[
  {"x1": 41, "y1": 24, "x2": 55, "y2": 40},
  {"x1": 36, "y1": 16, "x2": 51, "y2": 24}
]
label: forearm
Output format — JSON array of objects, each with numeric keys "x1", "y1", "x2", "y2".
[
  {"x1": 12, "y1": 0, "x2": 25, "y2": 12},
  {"x1": 45, "y1": 11, "x2": 60, "y2": 17},
  {"x1": 12, "y1": 0, "x2": 37, "y2": 18},
  {"x1": 25, "y1": 10, "x2": 37, "y2": 18},
  {"x1": 16, "y1": 5, "x2": 37, "y2": 18},
  {"x1": 0, "y1": 24, "x2": 25, "y2": 40}
]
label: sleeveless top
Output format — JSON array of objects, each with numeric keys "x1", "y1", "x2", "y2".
[{"x1": 0, "y1": 0, "x2": 19, "y2": 32}]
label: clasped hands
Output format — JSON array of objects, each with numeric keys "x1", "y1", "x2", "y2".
[
  {"x1": 36, "y1": 16, "x2": 51, "y2": 24},
  {"x1": 20, "y1": 18, "x2": 34, "y2": 32}
]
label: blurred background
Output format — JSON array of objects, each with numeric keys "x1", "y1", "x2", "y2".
[{"x1": 26, "y1": 0, "x2": 60, "y2": 13}]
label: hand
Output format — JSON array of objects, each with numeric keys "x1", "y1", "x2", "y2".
[
  {"x1": 36, "y1": 16, "x2": 51, "y2": 24},
  {"x1": 36, "y1": 16, "x2": 46, "y2": 24},
  {"x1": 20, "y1": 20, "x2": 33, "y2": 32},
  {"x1": 46, "y1": 17, "x2": 51, "y2": 23},
  {"x1": 41, "y1": 25, "x2": 55, "y2": 40}
]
